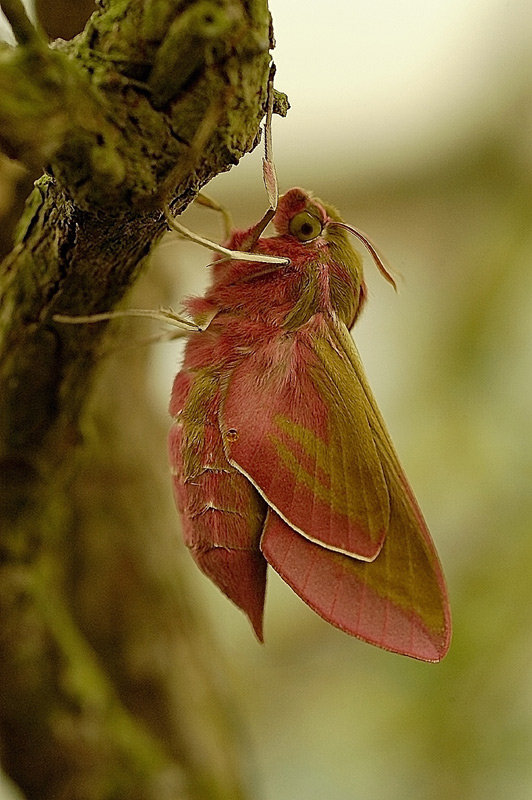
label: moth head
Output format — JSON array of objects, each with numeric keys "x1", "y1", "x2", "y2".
[
  {"x1": 275, "y1": 188, "x2": 396, "y2": 289},
  {"x1": 273, "y1": 188, "x2": 325, "y2": 239}
]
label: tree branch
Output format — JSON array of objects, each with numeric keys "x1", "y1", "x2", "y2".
[{"x1": 0, "y1": 1, "x2": 274, "y2": 797}]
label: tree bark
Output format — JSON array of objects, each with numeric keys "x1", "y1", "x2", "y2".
[{"x1": 0, "y1": 1, "x2": 274, "y2": 797}]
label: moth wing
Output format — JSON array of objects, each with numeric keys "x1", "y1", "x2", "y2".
[
  {"x1": 261, "y1": 325, "x2": 451, "y2": 661},
  {"x1": 261, "y1": 484, "x2": 450, "y2": 661},
  {"x1": 220, "y1": 316, "x2": 390, "y2": 561}
]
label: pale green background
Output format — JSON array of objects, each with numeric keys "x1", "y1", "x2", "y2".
[{"x1": 160, "y1": 2, "x2": 532, "y2": 798}]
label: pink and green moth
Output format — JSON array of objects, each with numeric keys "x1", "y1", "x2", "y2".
[
  {"x1": 167, "y1": 185, "x2": 451, "y2": 662},
  {"x1": 54, "y1": 84, "x2": 451, "y2": 661}
]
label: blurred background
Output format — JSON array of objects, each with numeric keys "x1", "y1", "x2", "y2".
[
  {"x1": 2, "y1": 1, "x2": 532, "y2": 798},
  {"x1": 161, "y1": 1, "x2": 532, "y2": 797}
]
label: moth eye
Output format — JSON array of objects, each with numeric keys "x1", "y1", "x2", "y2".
[{"x1": 289, "y1": 211, "x2": 323, "y2": 242}]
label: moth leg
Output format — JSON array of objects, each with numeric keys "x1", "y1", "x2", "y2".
[
  {"x1": 194, "y1": 65, "x2": 280, "y2": 250},
  {"x1": 53, "y1": 307, "x2": 200, "y2": 332},
  {"x1": 163, "y1": 206, "x2": 289, "y2": 265},
  {"x1": 193, "y1": 192, "x2": 233, "y2": 240},
  {"x1": 241, "y1": 64, "x2": 279, "y2": 250},
  {"x1": 262, "y1": 64, "x2": 279, "y2": 214},
  {"x1": 164, "y1": 66, "x2": 290, "y2": 265}
]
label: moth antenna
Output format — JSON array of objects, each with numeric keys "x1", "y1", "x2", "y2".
[{"x1": 329, "y1": 221, "x2": 398, "y2": 290}]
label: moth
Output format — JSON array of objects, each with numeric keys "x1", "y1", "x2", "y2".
[
  {"x1": 55, "y1": 80, "x2": 451, "y2": 661},
  {"x1": 167, "y1": 186, "x2": 451, "y2": 662}
]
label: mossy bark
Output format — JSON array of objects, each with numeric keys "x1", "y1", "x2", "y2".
[{"x1": 0, "y1": 1, "x2": 273, "y2": 797}]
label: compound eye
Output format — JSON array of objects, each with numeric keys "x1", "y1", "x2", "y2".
[{"x1": 289, "y1": 211, "x2": 323, "y2": 242}]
